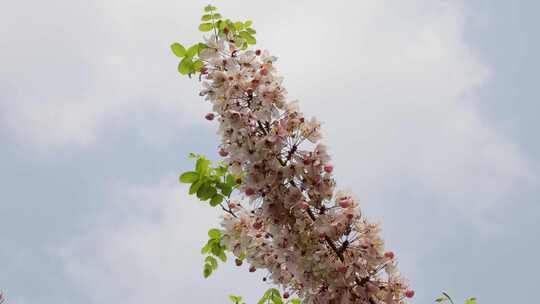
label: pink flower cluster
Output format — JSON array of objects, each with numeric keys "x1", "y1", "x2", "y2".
[{"x1": 197, "y1": 34, "x2": 412, "y2": 303}]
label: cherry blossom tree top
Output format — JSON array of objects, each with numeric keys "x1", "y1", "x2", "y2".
[{"x1": 173, "y1": 5, "x2": 413, "y2": 304}]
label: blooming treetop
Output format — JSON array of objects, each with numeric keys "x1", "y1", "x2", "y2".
[{"x1": 173, "y1": 5, "x2": 412, "y2": 304}]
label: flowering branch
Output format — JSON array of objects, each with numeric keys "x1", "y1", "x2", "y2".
[{"x1": 173, "y1": 5, "x2": 413, "y2": 304}]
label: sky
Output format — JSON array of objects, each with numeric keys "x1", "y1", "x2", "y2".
[{"x1": 1, "y1": 0, "x2": 539, "y2": 303}]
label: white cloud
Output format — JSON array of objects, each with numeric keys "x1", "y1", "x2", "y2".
[
  {"x1": 58, "y1": 176, "x2": 268, "y2": 303},
  {"x1": 2, "y1": 1, "x2": 538, "y2": 303}
]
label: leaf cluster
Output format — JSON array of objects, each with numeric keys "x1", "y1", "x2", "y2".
[
  {"x1": 257, "y1": 288, "x2": 300, "y2": 304},
  {"x1": 201, "y1": 228, "x2": 227, "y2": 278},
  {"x1": 228, "y1": 289, "x2": 301, "y2": 304},
  {"x1": 170, "y1": 42, "x2": 207, "y2": 76},
  {"x1": 170, "y1": 4, "x2": 258, "y2": 78},
  {"x1": 435, "y1": 292, "x2": 477, "y2": 304},
  {"x1": 179, "y1": 154, "x2": 241, "y2": 207},
  {"x1": 200, "y1": 5, "x2": 257, "y2": 50}
]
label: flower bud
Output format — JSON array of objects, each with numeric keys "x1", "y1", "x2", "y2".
[
  {"x1": 235, "y1": 259, "x2": 243, "y2": 266},
  {"x1": 324, "y1": 164, "x2": 333, "y2": 173},
  {"x1": 255, "y1": 49, "x2": 261, "y2": 56},
  {"x1": 405, "y1": 290, "x2": 415, "y2": 298},
  {"x1": 339, "y1": 198, "x2": 352, "y2": 208},
  {"x1": 249, "y1": 266, "x2": 256, "y2": 272},
  {"x1": 283, "y1": 292, "x2": 289, "y2": 299},
  {"x1": 205, "y1": 113, "x2": 215, "y2": 121},
  {"x1": 219, "y1": 148, "x2": 228, "y2": 157},
  {"x1": 245, "y1": 188, "x2": 255, "y2": 196},
  {"x1": 253, "y1": 221, "x2": 263, "y2": 230},
  {"x1": 384, "y1": 251, "x2": 395, "y2": 259},
  {"x1": 298, "y1": 201, "x2": 310, "y2": 210}
]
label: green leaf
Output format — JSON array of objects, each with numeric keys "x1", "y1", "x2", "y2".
[
  {"x1": 201, "y1": 14, "x2": 212, "y2": 21},
  {"x1": 189, "y1": 179, "x2": 204, "y2": 194},
  {"x1": 204, "y1": 5, "x2": 217, "y2": 12},
  {"x1": 212, "y1": 13, "x2": 222, "y2": 19},
  {"x1": 179, "y1": 171, "x2": 199, "y2": 183},
  {"x1": 171, "y1": 43, "x2": 186, "y2": 57},
  {"x1": 186, "y1": 44, "x2": 199, "y2": 58},
  {"x1": 441, "y1": 292, "x2": 455, "y2": 304},
  {"x1": 435, "y1": 295, "x2": 449, "y2": 302},
  {"x1": 203, "y1": 264, "x2": 212, "y2": 278},
  {"x1": 208, "y1": 228, "x2": 221, "y2": 239},
  {"x1": 246, "y1": 28, "x2": 256, "y2": 35},
  {"x1": 196, "y1": 157, "x2": 211, "y2": 174},
  {"x1": 217, "y1": 19, "x2": 224, "y2": 30},
  {"x1": 465, "y1": 298, "x2": 477, "y2": 304},
  {"x1": 290, "y1": 299, "x2": 301, "y2": 304},
  {"x1": 178, "y1": 57, "x2": 193, "y2": 75},
  {"x1": 197, "y1": 42, "x2": 208, "y2": 52},
  {"x1": 197, "y1": 183, "x2": 216, "y2": 200},
  {"x1": 199, "y1": 23, "x2": 214, "y2": 32},
  {"x1": 229, "y1": 295, "x2": 243, "y2": 303},
  {"x1": 211, "y1": 243, "x2": 221, "y2": 256},
  {"x1": 201, "y1": 241, "x2": 211, "y2": 254},
  {"x1": 205, "y1": 255, "x2": 218, "y2": 269},
  {"x1": 210, "y1": 194, "x2": 224, "y2": 206},
  {"x1": 193, "y1": 60, "x2": 204, "y2": 72},
  {"x1": 218, "y1": 251, "x2": 227, "y2": 262},
  {"x1": 221, "y1": 184, "x2": 232, "y2": 197},
  {"x1": 234, "y1": 22, "x2": 244, "y2": 31},
  {"x1": 239, "y1": 31, "x2": 256, "y2": 45},
  {"x1": 244, "y1": 20, "x2": 253, "y2": 27}
]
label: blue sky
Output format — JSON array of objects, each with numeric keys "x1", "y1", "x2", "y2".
[{"x1": 1, "y1": 1, "x2": 539, "y2": 303}]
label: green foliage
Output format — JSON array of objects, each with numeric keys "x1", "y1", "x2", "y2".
[
  {"x1": 179, "y1": 153, "x2": 243, "y2": 278},
  {"x1": 179, "y1": 154, "x2": 241, "y2": 207},
  {"x1": 170, "y1": 43, "x2": 186, "y2": 57},
  {"x1": 255, "y1": 289, "x2": 301, "y2": 304},
  {"x1": 229, "y1": 295, "x2": 246, "y2": 304},
  {"x1": 170, "y1": 4, "x2": 258, "y2": 78},
  {"x1": 199, "y1": 22, "x2": 214, "y2": 32},
  {"x1": 258, "y1": 289, "x2": 283, "y2": 304},
  {"x1": 204, "y1": 4, "x2": 217, "y2": 12},
  {"x1": 435, "y1": 293, "x2": 477, "y2": 304},
  {"x1": 201, "y1": 227, "x2": 227, "y2": 278}
]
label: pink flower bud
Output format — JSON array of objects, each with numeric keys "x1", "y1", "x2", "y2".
[
  {"x1": 255, "y1": 49, "x2": 261, "y2": 56},
  {"x1": 405, "y1": 290, "x2": 415, "y2": 298},
  {"x1": 249, "y1": 266, "x2": 256, "y2": 272},
  {"x1": 283, "y1": 292, "x2": 289, "y2": 299},
  {"x1": 260, "y1": 68, "x2": 268, "y2": 76},
  {"x1": 253, "y1": 221, "x2": 263, "y2": 230},
  {"x1": 205, "y1": 112, "x2": 215, "y2": 121},
  {"x1": 338, "y1": 265, "x2": 348, "y2": 273},
  {"x1": 384, "y1": 251, "x2": 395, "y2": 259},
  {"x1": 339, "y1": 198, "x2": 352, "y2": 208},
  {"x1": 245, "y1": 188, "x2": 255, "y2": 196},
  {"x1": 218, "y1": 148, "x2": 228, "y2": 157},
  {"x1": 298, "y1": 201, "x2": 310, "y2": 210},
  {"x1": 324, "y1": 164, "x2": 333, "y2": 173}
]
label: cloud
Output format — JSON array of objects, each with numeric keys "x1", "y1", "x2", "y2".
[
  {"x1": 58, "y1": 176, "x2": 267, "y2": 303},
  {"x1": 2, "y1": 1, "x2": 538, "y2": 303}
]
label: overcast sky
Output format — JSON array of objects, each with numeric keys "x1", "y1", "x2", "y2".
[{"x1": 1, "y1": 1, "x2": 539, "y2": 303}]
